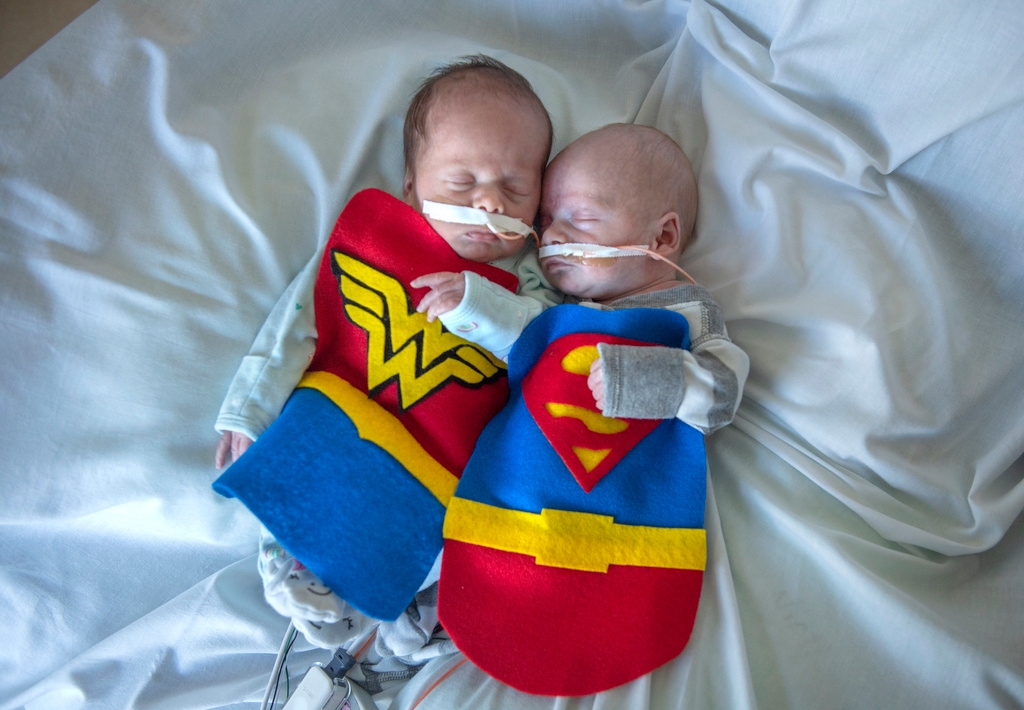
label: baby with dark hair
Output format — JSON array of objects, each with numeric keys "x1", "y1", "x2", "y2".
[
  {"x1": 212, "y1": 56, "x2": 562, "y2": 666},
  {"x1": 217, "y1": 55, "x2": 559, "y2": 468}
]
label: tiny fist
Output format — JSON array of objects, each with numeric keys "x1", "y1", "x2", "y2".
[{"x1": 587, "y1": 357, "x2": 605, "y2": 410}]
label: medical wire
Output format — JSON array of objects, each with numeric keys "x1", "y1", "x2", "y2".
[
  {"x1": 617, "y1": 245, "x2": 697, "y2": 284},
  {"x1": 261, "y1": 621, "x2": 297, "y2": 710}
]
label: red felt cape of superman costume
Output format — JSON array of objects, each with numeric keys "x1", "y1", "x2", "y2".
[
  {"x1": 214, "y1": 188, "x2": 518, "y2": 620},
  {"x1": 439, "y1": 304, "x2": 707, "y2": 695}
]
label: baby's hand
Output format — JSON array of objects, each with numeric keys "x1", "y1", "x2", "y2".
[
  {"x1": 410, "y1": 271, "x2": 466, "y2": 321},
  {"x1": 215, "y1": 430, "x2": 253, "y2": 468},
  {"x1": 588, "y1": 357, "x2": 606, "y2": 412}
]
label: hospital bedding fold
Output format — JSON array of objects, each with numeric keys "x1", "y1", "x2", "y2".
[{"x1": 1, "y1": 0, "x2": 1022, "y2": 708}]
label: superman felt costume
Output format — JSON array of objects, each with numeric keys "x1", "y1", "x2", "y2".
[
  {"x1": 214, "y1": 188, "x2": 520, "y2": 621},
  {"x1": 439, "y1": 304, "x2": 709, "y2": 696}
]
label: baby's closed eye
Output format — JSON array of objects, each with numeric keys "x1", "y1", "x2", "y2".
[{"x1": 501, "y1": 181, "x2": 534, "y2": 199}]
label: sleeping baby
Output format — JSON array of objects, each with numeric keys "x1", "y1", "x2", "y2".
[
  {"x1": 427, "y1": 123, "x2": 750, "y2": 695},
  {"x1": 418, "y1": 122, "x2": 748, "y2": 433},
  {"x1": 212, "y1": 54, "x2": 562, "y2": 672}
]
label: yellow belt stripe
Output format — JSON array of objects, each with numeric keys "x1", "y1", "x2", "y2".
[
  {"x1": 297, "y1": 370, "x2": 458, "y2": 506},
  {"x1": 444, "y1": 497, "x2": 706, "y2": 573}
]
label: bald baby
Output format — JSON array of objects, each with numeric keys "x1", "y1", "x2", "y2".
[{"x1": 537, "y1": 123, "x2": 699, "y2": 303}]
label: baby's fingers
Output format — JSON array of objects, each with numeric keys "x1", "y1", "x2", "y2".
[
  {"x1": 410, "y1": 271, "x2": 458, "y2": 289},
  {"x1": 215, "y1": 431, "x2": 232, "y2": 468},
  {"x1": 215, "y1": 431, "x2": 253, "y2": 467},
  {"x1": 415, "y1": 288, "x2": 442, "y2": 320},
  {"x1": 588, "y1": 357, "x2": 606, "y2": 411},
  {"x1": 412, "y1": 271, "x2": 466, "y2": 320},
  {"x1": 419, "y1": 289, "x2": 464, "y2": 321},
  {"x1": 232, "y1": 433, "x2": 253, "y2": 461}
]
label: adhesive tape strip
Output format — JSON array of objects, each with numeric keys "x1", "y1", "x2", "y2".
[
  {"x1": 538, "y1": 244, "x2": 650, "y2": 259},
  {"x1": 421, "y1": 200, "x2": 534, "y2": 237}
]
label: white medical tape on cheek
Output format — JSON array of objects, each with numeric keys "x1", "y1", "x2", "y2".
[
  {"x1": 539, "y1": 243, "x2": 699, "y2": 284},
  {"x1": 538, "y1": 244, "x2": 650, "y2": 259},
  {"x1": 421, "y1": 200, "x2": 534, "y2": 237}
]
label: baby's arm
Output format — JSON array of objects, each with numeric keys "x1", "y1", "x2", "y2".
[
  {"x1": 411, "y1": 245, "x2": 562, "y2": 359},
  {"x1": 411, "y1": 271, "x2": 545, "y2": 361},
  {"x1": 215, "y1": 252, "x2": 320, "y2": 465},
  {"x1": 593, "y1": 298, "x2": 749, "y2": 433}
]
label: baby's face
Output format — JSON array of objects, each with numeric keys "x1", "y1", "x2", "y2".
[
  {"x1": 404, "y1": 85, "x2": 549, "y2": 263},
  {"x1": 538, "y1": 144, "x2": 664, "y2": 302}
]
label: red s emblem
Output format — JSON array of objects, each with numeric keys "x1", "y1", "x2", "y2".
[{"x1": 521, "y1": 332, "x2": 660, "y2": 493}]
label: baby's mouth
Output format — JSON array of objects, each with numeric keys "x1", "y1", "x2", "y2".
[{"x1": 464, "y1": 229, "x2": 501, "y2": 242}]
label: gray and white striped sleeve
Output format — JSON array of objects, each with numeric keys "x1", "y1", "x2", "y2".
[{"x1": 596, "y1": 286, "x2": 749, "y2": 433}]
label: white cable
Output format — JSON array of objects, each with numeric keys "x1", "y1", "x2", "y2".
[{"x1": 261, "y1": 621, "x2": 296, "y2": 710}]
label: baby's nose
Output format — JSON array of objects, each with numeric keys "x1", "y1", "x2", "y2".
[
  {"x1": 471, "y1": 186, "x2": 505, "y2": 214},
  {"x1": 540, "y1": 221, "x2": 567, "y2": 245}
]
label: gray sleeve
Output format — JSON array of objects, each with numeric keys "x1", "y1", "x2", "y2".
[
  {"x1": 597, "y1": 343, "x2": 687, "y2": 420},
  {"x1": 593, "y1": 287, "x2": 749, "y2": 432}
]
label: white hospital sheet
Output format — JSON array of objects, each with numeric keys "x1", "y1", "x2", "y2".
[{"x1": 1, "y1": 0, "x2": 1022, "y2": 708}]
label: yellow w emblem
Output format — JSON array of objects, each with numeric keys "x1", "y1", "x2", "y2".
[{"x1": 331, "y1": 251, "x2": 506, "y2": 411}]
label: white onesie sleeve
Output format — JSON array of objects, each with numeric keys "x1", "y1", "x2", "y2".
[
  {"x1": 215, "y1": 252, "x2": 320, "y2": 440},
  {"x1": 438, "y1": 271, "x2": 545, "y2": 361}
]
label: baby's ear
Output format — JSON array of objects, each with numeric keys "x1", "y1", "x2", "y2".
[
  {"x1": 654, "y1": 211, "x2": 682, "y2": 256},
  {"x1": 402, "y1": 167, "x2": 415, "y2": 202}
]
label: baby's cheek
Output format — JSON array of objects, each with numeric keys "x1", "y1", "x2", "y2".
[{"x1": 424, "y1": 217, "x2": 459, "y2": 246}]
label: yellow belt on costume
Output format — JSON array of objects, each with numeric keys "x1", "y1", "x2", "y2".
[
  {"x1": 443, "y1": 496, "x2": 706, "y2": 573},
  {"x1": 296, "y1": 370, "x2": 459, "y2": 506}
]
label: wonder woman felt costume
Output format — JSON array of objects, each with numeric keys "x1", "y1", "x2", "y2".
[{"x1": 214, "y1": 189, "x2": 518, "y2": 621}]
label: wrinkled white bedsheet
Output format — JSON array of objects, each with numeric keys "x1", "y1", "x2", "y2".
[{"x1": 2, "y1": 0, "x2": 1022, "y2": 708}]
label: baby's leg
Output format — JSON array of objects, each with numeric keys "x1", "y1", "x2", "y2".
[
  {"x1": 258, "y1": 529, "x2": 345, "y2": 622},
  {"x1": 258, "y1": 529, "x2": 377, "y2": 648}
]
